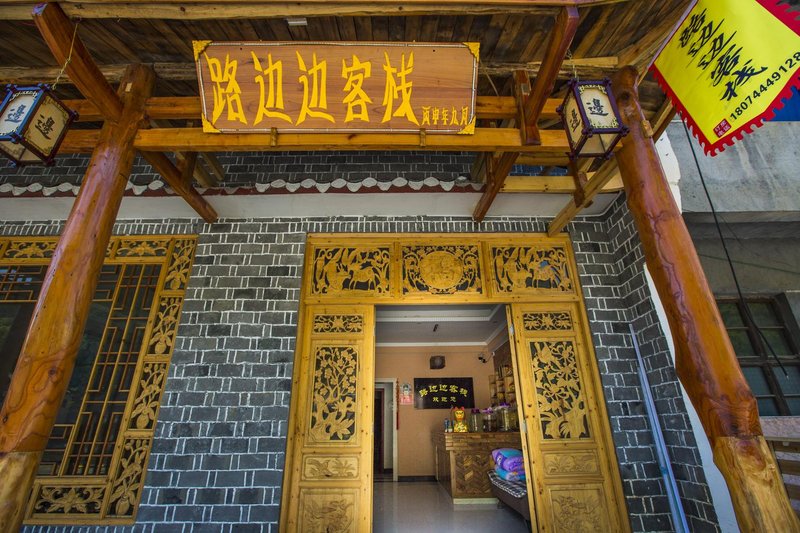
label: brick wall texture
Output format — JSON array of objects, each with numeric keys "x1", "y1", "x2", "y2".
[
  {"x1": 0, "y1": 152, "x2": 558, "y2": 189},
  {"x1": 5, "y1": 198, "x2": 720, "y2": 533}
]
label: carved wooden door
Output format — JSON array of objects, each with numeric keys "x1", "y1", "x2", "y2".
[
  {"x1": 509, "y1": 302, "x2": 630, "y2": 532},
  {"x1": 281, "y1": 305, "x2": 375, "y2": 533}
]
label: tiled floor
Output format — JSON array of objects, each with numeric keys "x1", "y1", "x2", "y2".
[{"x1": 373, "y1": 482, "x2": 530, "y2": 533}]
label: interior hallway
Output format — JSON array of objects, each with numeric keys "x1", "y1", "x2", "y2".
[{"x1": 373, "y1": 482, "x2": 529, "y2": 533}]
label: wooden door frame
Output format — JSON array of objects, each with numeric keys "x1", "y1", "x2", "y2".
[{"x1": 280, "y1": 233, "x2": 630, "y2": 532}]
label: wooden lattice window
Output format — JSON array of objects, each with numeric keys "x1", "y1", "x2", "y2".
[
  {"x1": 0, "y1": 235, "x2": 197, "y2": 525},
  {"x1": 718, "y1": 297, "x2": 800, "y2": 417}
]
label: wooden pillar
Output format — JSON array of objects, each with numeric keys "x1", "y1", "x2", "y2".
[
  {"x1": 611, "y1": 66, "x2": 799, "y2": 532},
  {"x1": 0, "y1": 64, "x2": 154, "y2": 531}
]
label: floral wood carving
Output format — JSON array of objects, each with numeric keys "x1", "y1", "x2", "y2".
[
  {"x1": 551, "y1": 491, "x2": 603, "y2": 532},
  {"x1": 129, "y1": 363, "x2": 168, "y2": 430},
  {"x1": 164, "y1": 238, "x2": 196, "y2": 290},
  {"x1": 492, "y1": 246, "x2": 572, "y2": 293},
  {"x1": 313, "y1": 314, "x2": 364, "y2": 334},
  {"x1": 523, "y1": 312, "x2": 573, "y2": 331},
  {"x1": 531, "y1": 340, "x2": 590, "y2": 439},
  {"x1": 33, "y1": 486, "x2": 105, "y2": 515},
  {"x1": 303, "y1": 456, "x2": 359, "y2": 479},
  {"x1": 301, "y1": 493, "x2": 356, "y2": 533},
  {"x1": 309, "y1": 346, "x2": 358, "y2": 443},
  {"x1": 311, "y1": 247, "x2": 391, "y2": 294},
  {"x1": 147, "y1": 297, "x2": 183, "y2": 356},
  {"x1": 2, "y1": 240, "x2": 56, "y2": 259},
  {"x1": 402, "y1": 245, "x2": 482, "y2": 295},
  {"x1": 108, "y1": 438, "x2": 150, "y2": 517},
  {"x1": 115, "y1": 239, "x2": 170, "y2": 257},
  {"x1": 544, "y1": 453, "x2": 598, "y2": 475}
]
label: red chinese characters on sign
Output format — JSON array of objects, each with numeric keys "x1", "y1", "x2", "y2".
[{"x1": 195, "y1": 41, "x2": 479, "y2": 134}]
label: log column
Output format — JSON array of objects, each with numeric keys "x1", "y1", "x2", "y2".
[
  {"x1": 0, "y1": 64, "x2": 154, "y2": 531},
  {"x1": 611, "y1": 66, "x2": 798, "y2": 532}
]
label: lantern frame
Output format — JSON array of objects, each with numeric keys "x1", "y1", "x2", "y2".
[
  {"x1": 557, "y1": 78, "x2": 628, "y2": 159},
  {"x1": 0, "y1": 83, "x2": 78, "y2": 167}
]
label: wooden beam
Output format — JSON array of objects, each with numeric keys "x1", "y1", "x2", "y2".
[
  {"x1": 0, "y1": 64, "x2": 154, "y2": 532},
  {"x1": 142, "y1": 152, "x2": 218, "y2": 222},
  {"x1": 0, "y1": 57, "x2": 618, "y2": 85},
  {"x1": 56, "y1": 95, "x2": 560, "y2": 123},
  {"x1": 0, "y1": 62, "x2": 196, "y2": 85},
  {"x1": 522, "y1": 5, "x2": 580, "y2": 144},
  {"x1": 480, "y1": 56, "x2": 618, "y2": 77},
  {"x1": 612, "y1": 65, "x2": 799, "y2": 533},
  {"x1": 125, "y1": 126, "x2": 572, "y2": 153},
  {"x1": 176, "y1": 151, "x2": 218, "y2": 188},
  {"x1": 195, "y1": 158, "x2": 218, "y2": 187},
  {"x1": 201, "y1": 153, "x2": 226, "y2": 183},
  {"x1": 472, "y1": 151, "x2": 518, "y2": 221},
  {"x1": 177, "y1": 151, "x2": 199, "y2": 184},
  {"x1": 547, "y1": 158, "x2": 618, "y2": 235},
  {"x1": 501, "y1": 172, "x2": 623, "y2": 193},
  {"x1": 32, "y1": 2, "x2": 122, "y2": 122},
  {"x1": 516, "y1": 153, "x2": 570, "y2": 166},
  {"x1": 0, "y1": 1, "x2": 623, "y2": 21}
]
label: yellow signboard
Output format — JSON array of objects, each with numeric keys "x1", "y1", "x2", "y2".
[
  {"x1": 195, "y1": 41, "x2": 479, "y2": 134},
  {"x1": 652, "y1": 0, "x2": 800, "y2": 155}
]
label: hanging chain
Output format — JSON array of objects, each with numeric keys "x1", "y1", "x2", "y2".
[
  {"x1": 52, "y1": 20, "x2": 80, "y2": 90},
  {"x1": 566, "y1": 48, "x2": 578, "y2": 81}
]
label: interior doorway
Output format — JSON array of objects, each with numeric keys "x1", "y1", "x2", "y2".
[
  {"x1": 374, "y1": 378, "x2": 397, "y2": 482},
  {"x1": 372, "y1": 304, "x2": 529, "y2": 531}
]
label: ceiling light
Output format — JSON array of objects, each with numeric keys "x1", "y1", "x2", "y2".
[{"x1": 286, "y1": 17, "x2": 308, "y2": 26}]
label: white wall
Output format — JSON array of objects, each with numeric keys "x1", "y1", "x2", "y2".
[{"x1": 375, "y1": 381, "x2": 394, "y2": 470}]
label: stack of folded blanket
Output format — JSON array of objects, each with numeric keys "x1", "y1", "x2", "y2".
[{"x1": 491, "y1": 448, "x2": 525, "y2": 481}]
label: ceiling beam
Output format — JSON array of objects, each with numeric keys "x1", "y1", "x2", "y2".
[
  {"x1": 0, "y1": 1, "x2": 627, "y2": 21},
  {"x1": 56, "y1": 96, "x2": 560, "y2": 123},
  {"x1": 522, "y1": 5, "x2": 580, "y2": 145},
  {"x1": 480, "y1": 56, "x2": 618, "y2": 77},
  {"x1": 0, "y1": 58, "x2": 619, "y2": 85},
  {"x1": 31, "y1": 3, "x2": 216, "y2": 222},
  {"x1": 59, "y1": 126, "x2": 573, "y2": 154},
  {"x1": 131, "y1": 127, "x2": 572, "y2": 153},
  {"x1": 32, "y1": 2, "x2": 122, "y2": 121},
  {"x1": 471, "y1": 5, "x2": 580, "y2": 221}
]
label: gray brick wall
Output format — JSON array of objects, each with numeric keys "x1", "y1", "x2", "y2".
[
  {"x1": 5, "y1": 201, "x2": 718, "y2": 533},
  {"x1": 0, "y1": 152, "x2": 554, "y2": 190}
]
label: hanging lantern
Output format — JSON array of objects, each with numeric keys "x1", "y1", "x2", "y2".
[
  {"x1": 0, "y1": 84, "x2": 77, "y2": 166},
  {"x1": 557, "y1": 78, "x2": 627, "y2": 159}
]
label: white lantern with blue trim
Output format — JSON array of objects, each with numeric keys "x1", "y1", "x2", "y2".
[
  {"x1": 0, "y1": 84, "x2": 78, "y2": 166},
  {"x1": 557, "y1": 78, "x2": 627, "y2": 159}
]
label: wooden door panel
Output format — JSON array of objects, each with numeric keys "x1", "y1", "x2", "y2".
[
  {"x1": 282, "y1": 305, "x2": 374, "y2": 533},
  {"x1": 509, "y1": 302, "x2": 629, "y2": 532}
]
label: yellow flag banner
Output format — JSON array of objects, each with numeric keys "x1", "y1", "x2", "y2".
[{"x1": 652, "y1": 0, "x2": 800, "y2": 155}]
